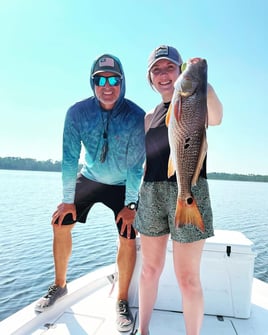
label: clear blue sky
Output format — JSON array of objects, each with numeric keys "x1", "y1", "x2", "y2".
[{"x1": 1, "y1": 0, "x2": 267, "y2": 174}]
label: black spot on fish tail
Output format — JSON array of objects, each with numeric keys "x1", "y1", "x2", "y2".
[{"x1": 186, "y1": 197, "x2": 193, "y2": 205}]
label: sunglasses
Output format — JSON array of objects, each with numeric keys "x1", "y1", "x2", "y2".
[{"x1": 93, "y1": 76, "x2": 121, "y2": 87}]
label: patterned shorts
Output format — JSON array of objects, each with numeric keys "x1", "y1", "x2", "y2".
[{"x1": 134, "y1": 178, "x2": 214, "y2": 243}]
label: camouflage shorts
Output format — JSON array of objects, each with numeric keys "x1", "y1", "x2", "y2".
[{"x1": 134, "y1": 178, "x2": 214, "y2": 243}]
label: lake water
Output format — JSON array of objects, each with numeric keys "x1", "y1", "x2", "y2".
[{"x1": 0, "y1": 170, "x2": 267, "y2": 321}]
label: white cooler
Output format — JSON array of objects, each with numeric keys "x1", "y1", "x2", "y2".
[{"x1": 129, "y1": 230, "x2": 255, "y2": 318}]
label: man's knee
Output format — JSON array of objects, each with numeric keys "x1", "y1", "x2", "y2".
[
  {"x1": 53, "y1": 223, "x2": 75, "y2": 235},
  {"x1": 118, "y1": 235, "x2": 136, "y2": 250}
]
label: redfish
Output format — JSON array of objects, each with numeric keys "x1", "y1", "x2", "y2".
[{"x1": 166, "y1": 58, "x2": 208, "y2": 232}]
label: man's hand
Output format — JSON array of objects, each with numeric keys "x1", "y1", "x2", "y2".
[
  {"x1": 116, "y1": 206, "x2": 137, "y2": 239},
  {"x1": 51, "y1": 203, "x2": 77, "y2": 227}
]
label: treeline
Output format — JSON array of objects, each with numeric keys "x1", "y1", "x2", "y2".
[
  {"x1": 0, "y1": 157, "x2": 267, "y2": 182},
  {"x1": 208, "y1": 172, "x2": 268, "y2": 183},
  {"x1": 0, "y1": 157, "x2": 62, "y2": 172}
]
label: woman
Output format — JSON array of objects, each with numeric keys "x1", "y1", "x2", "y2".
[{"x1": 134, "y1": 45, "x2": 223, "y2": 335}]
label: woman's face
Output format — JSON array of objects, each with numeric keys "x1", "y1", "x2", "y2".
[{"x1": 149, "y1": 59, "x2": 181, "y2": 102}]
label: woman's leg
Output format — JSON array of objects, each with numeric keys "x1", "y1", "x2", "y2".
[
  {"x1": 173, "y1": 239, "x2": 205, "y2": 335},
  {"x1": 138, "y1": 234, "x2": 169, "y2": 335}
]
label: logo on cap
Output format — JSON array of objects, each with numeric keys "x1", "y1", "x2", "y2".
[
  {"x1": 99, "y1": 57, "x2": 115, "y2": 68},
  {"x1": 155, "y1": 46, "x2": 169, "y2": 58}
]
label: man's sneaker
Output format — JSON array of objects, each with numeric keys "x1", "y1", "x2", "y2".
[
  {"x1": 34, "y1": 284, "x2": 67, "y2": 312},
  {"x1": 116, "y1": 299, "x2": 134, "y2": 332}
]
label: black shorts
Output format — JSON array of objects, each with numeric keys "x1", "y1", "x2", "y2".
[{"x1": 59, "y1": 173, "x2": 136, "y2": 239}]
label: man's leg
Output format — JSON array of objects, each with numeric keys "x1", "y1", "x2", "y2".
[
  {"x1": 35, "y1": 223, "x2": 74, "y2": 312},
  {"x1": 115, "y1": 235, "x2": 136, "y2": 331},
  {"x1": 53, "y1": 223, "x2": 75, "y2": 287},
  {"x1": 117, "y1": 235, "x2": 136, "y2": 300}
]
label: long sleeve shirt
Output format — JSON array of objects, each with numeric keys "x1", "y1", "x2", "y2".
[{"x1": 62, "y1": 97, "x2": 145, "y2": 205}]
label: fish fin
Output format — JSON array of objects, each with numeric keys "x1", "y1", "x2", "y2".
[
  {"x1": 165, "y1": 103, "x2": 172, "y2": 126},
  {"x1": 175, "y1": 197, "x2": 205, "y2": 232},
  {"x1": 175, "y1": 97, "x2": 182, "y2": 123},
  {"x1": 165, "y1": 97, "x2": 182, "y2": 127},
  {"x1": 192, "y1": 131, "x2": 208, "y2": 186},
  {"x1": 167, "y1": 155, "x2": 176, "y2": 178}
]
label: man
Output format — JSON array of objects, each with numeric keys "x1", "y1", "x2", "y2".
[{"x1": 35, "y1": 54, "x2": 145, "y2": 332}]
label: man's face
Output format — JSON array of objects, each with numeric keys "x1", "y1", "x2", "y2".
[{"x1": 93, "y1": 72, "x2": 121, "y2": 110}]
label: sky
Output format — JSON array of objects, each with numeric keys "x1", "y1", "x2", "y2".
[{"x1": 0, "y1": 0, "x2": 267, "y2": 175}]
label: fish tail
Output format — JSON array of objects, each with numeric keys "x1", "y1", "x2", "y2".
[{"x1": 175, "y1": 197, "x2": 205, "y2": 232}]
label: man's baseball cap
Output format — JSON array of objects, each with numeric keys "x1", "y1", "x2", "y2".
[
  {"x1": 148, "y1": 45, "x2": 183, "y2": 71},
  {"x1": 92, "y1": 54, "x2": 122, "y2": 77}
]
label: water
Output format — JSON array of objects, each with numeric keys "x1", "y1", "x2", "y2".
[{"x1": 0, "y1": 170, "x2": 267, "y2": 321}]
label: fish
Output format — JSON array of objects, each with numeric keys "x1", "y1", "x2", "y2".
[{"x1": 165, "y1": 58, "x2": 208, "y2": 232}]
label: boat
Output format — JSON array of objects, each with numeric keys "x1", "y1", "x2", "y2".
[{"x1": 1, "y1": 230, "x2": 268, "y2": 335}]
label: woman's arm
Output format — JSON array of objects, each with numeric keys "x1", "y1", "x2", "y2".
[{"x1": 207, "y1": 83, "x2": 223, "y2": 126}]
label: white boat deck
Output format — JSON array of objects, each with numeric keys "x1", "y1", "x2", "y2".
[{"x1": 1, "y1": 263, "x2": 268, "y2": 335}]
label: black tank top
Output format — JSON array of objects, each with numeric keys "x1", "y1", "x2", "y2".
[{"x1": 144, "y1": 102, "x2": 207, "y2": 182}]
